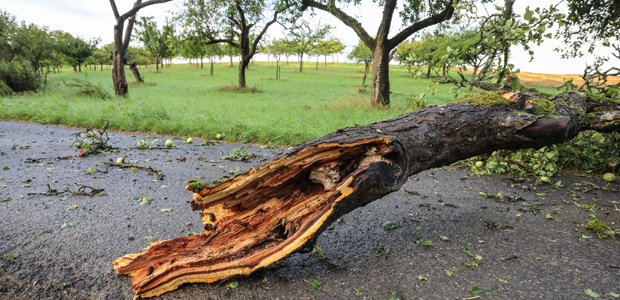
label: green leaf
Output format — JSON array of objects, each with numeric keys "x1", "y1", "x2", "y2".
[
  {"x1": 388, "y1": 291, "x2": 400, "y2": 300},
  {"x1": 584, "y1": 289, "x2": 600, "y2": 298},
  {"x1": 2, "y1": 166, "x2": 9, "y2": 170},
  {"x1": 608, "y1": 292, "x2": 619, "y2": 298},
  {"x1": 312, "y1": 245, "x2": 324, "y2": 260},
  {"x1": 160, "y1": 208, "x2": 173, "y2": 212},
  {"x1": 418, "y1": 240, "x2": 432, "y2": 246},
  {"x1": 418, "y1": 275, "x2": 428, "y2": 281},
  {"x1": 61, "y1": 221, "x2": 79, "y2": 229},
  {"x1": 226, "y1": 281, "x2": 239, "y2": 289},
  {"x1": 382, "y1": 221, "x2": 397, "y2": 230},
  {"x1": 440, "y1": 236, "x2": 450, "y2": 241},
  {"x1": 7, "y1": 252, "x2": 19, "y2": 260},
  {"x1": 65, "y1": 204, "x2": 78, "y2": 210},
  {"x1": 0, "y1": 197, "x2": 11, "y2": 202},
  {"x1": 308, "y1": 280, "x2": 322, "y2": 291},
  {"x1": 524, "y1": 8, "x2": 533, "y2": 22},
  {"x1": 443, "y1": 267, "x2": 457, "y2": 277},
  {"x1": 470, "y1": 286, "x2": 488, "y2": 296}
]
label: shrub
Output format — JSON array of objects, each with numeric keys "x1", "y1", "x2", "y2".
[{"x1": 0, "y1": 59, "x2": 41, "y2": 93}]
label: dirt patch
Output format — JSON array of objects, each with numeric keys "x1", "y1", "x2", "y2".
[{"x1": 0, "y1": 121, "x2": 618, "y2": 299}]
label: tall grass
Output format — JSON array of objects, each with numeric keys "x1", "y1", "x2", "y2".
[{"x1": 0, "y1": 62, "x2": 480, "y2": 145}]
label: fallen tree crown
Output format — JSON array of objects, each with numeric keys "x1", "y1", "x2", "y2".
[{"x1": 113, "y1": 91, "x2": 620, "y2": 299}]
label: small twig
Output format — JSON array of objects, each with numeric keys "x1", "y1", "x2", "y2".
[
  {"x1": 609, "y1": 265, "x2": 620, "y2": 269},
  {"x1": 24, "y1": 156, "x2": 73, "y2": 164},
  {"x1": 104, "y1": 162, "x2": 164, "y2": 181},
  {"x1": 550, "y1": 229, "x2": 572, "y2": 236},
  {"x1": 505, "y1": 158, "x2": 535, "y2": 175},
  {"x1": 74, "y1": 183, "x2": 105, "y2": 196}
]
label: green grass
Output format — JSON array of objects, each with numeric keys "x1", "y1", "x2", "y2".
[{"x1": 1, "y1": 62, "x2": 480, "y2": 145}]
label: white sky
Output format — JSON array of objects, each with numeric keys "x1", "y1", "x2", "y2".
[{"x1": 0, "y1": 0, "x2": 615, "y2": 74}]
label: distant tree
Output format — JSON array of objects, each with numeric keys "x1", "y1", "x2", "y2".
[
  {"x1": 324, "y1": 37, "x2": 345, "y2": 64},
  {"x1": 135, "y1": 16, "x2": 175, "y2": 72},
  {"x1": 221, "y1": 44, "x2": 239, "y2": 68},
  {"x1": 176, "y1": 0, "x2": 297, "y2": 88},
  {"x1": 57, "y1": 33, "x2": 98, "y2": 72},
  {"x1": 266, "y1": 38, "x2": 288, "y2": 79},
  {"x1": 10, "y1": 22, "x2": 54, "y2": 74},
  {"x1": 288, "y1": 20, "x2": 331, "y2": 72},
  {"x1": 109, "y1": 0, "x2": 172, "y2": 96},
  {"x1": 347, "y1": 40, "x2": 373, "y2": 85},
  {"x1": 92, "y1": 47, "x2": 110, "y2": 71},
  {"x1": 311, "y1": 37, "x2": 333, "y2": 68},
  {"x1": 205, "y1": 44, "x2": 222, "y2": 75}
]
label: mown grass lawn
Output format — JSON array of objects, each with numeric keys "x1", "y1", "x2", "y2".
[{"x1": 1, "y1": 62, "x2": 483, "y2": 145}]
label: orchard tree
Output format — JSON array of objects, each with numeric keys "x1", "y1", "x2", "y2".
[
  {"x1": 205, "y1": 44, "x2": 222, "y2": 75},
  {"x1": 324, "y1": 37, "x2": 345, "y2": 63},
  {"x1": 92, "y1": 47, "x2": 110, "y2": 71},
  {"x1": 176, "y1": 0, "x2": 297, "y2": 88},
  {"x1": 57, "y1": 33, "x2": 99, "y2": 72},
  {"x1": 135, "y1": 16, "x2": 176, "y2": 71},
  {"x1": 288, "y1": 20, "x2": 331, "y2": 72},
  {"x1": 109, "y1": 0, "x2": 172, "y2": 96},
  {"x1": 266, "y1": 38, "x2": 288, "y2": 79},
  {"x1": 347, "y1": 40, "x2": 372, "y2": 85},
  {"x1": 301, "y1": 0, "x2": 463, "y2": 107}
]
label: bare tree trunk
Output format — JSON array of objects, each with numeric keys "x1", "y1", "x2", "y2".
[
  {"x1": 299, "y1": 53, "x2": 304, "y2": 72},
  {"x1": 111, "y1": 49, "x2": 128, "y2": 96},
  {"x1": 362, "y1": 63, "x2": 369, "y2": 85},
  {"x1": 114, "y1": 92, "x2": 620, "y2": 299},
  {"x1": 129, "y1": 62, "x2": 144, "y2": 83},
  {"x1": 238, "y1": 60, "x2": 248, "y2": 88},
  {"x1": 371, "y1": 45, "x2": 390, "y2": 107}
]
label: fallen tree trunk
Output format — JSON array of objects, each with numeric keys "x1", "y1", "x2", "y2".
[{"x1": 113, "y1": 92, "x2": 620, "y2": 298}]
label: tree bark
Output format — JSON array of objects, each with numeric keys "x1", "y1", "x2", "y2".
[
  {"x1": 238, "y1": 60, "x2": 248, "y2": 88},
  {"x1": 111, "y1": 49, "x2": 128, "y2": 96},
  {"x1": 371, "y1": 45, "x2": 390, "y2": 107},
  {"x1": 362, "y1": 63, "x2": 369, "y2": 85},
  {"x1": 129, "y1": 62, "x2": 144, "y2": 83},
  {"x1": 113, "y1": 92, "x2": 620, "y2": 299}
]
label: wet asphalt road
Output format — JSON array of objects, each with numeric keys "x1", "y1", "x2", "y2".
[{"x1": 0, "y1": 120, "x2": 618, "y2": 300}]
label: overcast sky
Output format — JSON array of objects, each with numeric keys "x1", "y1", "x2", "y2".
[{"x1": 1, "y1": 0, "x2": 614, "y2": 74}]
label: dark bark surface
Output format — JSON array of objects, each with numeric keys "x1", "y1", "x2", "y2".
[
  {"x1": 114, "y1": 92, "x2": 620, "y2": 298},
  {"x1": 129, "y1": 62, "x2": 144, "y2": 83}
]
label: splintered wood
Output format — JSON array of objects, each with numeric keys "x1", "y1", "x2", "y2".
[{"x1": 113, "y1": 138, "x2": 391, "y2": 298}]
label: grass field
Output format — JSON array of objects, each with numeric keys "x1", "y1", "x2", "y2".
[{"x1": 0, "y1": 62, "x2": 577, "y2": 146}]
